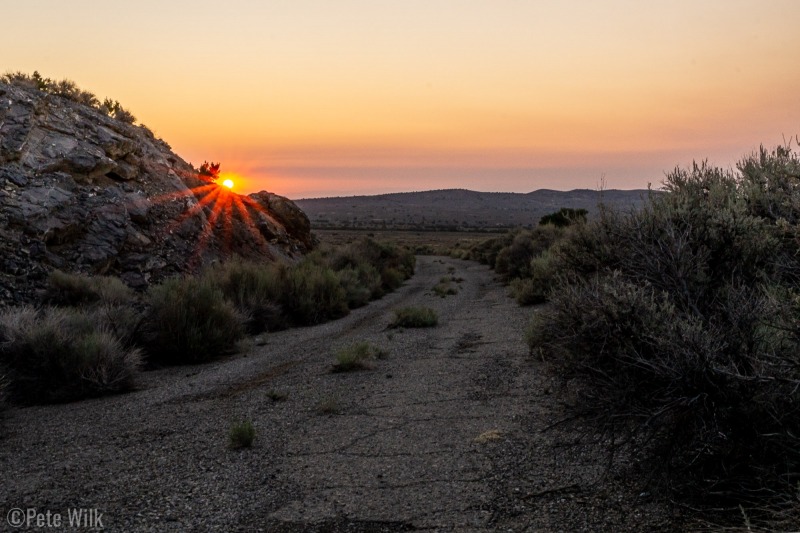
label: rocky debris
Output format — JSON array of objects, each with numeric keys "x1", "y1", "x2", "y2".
[{"x1": 0, "y1": 81, "x2": 315, "y2": 307}]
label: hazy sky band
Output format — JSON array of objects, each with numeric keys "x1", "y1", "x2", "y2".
[{"x1": 3, "y1": 1, "x2": 798, "y2": 197}]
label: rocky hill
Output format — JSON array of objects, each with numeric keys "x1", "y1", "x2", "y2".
[
  {"x1": 295, "y1": 188, "x2": 651, "y2": 230},
  {"x1": 0, "y1": 79, "x2": 313, "y2": 306}
]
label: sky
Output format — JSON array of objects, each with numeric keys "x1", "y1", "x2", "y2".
[{"x1": 3, "y1": 1, "x2": 799, "y2": 198}]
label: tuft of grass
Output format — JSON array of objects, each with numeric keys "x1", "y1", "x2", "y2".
[
  {"x1": 144, "y1": 276, "x2": 245, "y2": 365},
  {"x1": 0, "y1": 306, "x2": 141, "y2": 404},
  {"x1": 433, "y1": 277, "x2": 458, "y2": 297},
  {"x1": 332, "y1": 342, "x2": 384, "y2": 372},
  {"x1": 316, "y1": 395, "x2": 341, "y2": 415},
  {"x1": 229, "y1": 420, "x2": 255, "y2": 449},
  {"x1": 266, "y1": 390, "x2": 288, "y2": 402},
  {"x1": 389, "y1": 307, "x2": 438, "y2": 328}
]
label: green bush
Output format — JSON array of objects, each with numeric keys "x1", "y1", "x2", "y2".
[
  {"x1": 48, "y1": 270, "x2": 133, "y2": 306},
  {"x1": 509, "y1": 251, "x2": 555, "y2": 305},
  {"x1": 466, "y1": 233, "x2": 513, "y2": 267},
  {"x1": 229, "y1": 420, "x2": 255, "y2": 449},
  {"x1": 494, "y1": 226, "x2": 565, "y2": 281},
  {"x1": 0, "y1": 306, "x2": 141, "y2": 404},
  {"x1": 204, "y1": 258, "x2": 286, "y2": 333},
  {"x1": 389, "y1": 307, "x2": 438, "y2": 328},
  {"x1": 336, "y1": 264, "x2": 382, "y2": 308},
  {"x1": 145, "y1": 276, "x2": 245, "y2": 364},
  {"x1": 381, "y1": 267, "x2": 405, "y2": 291},
  {"x1": 528, "y1": 146, "x2": 800, "y2": 516},
  {"x1": 280, "y1": 260, "x2": 349, "y2": 325}
]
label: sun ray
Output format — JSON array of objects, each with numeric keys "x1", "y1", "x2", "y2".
[{"x1": 145, "y1": 169, "x2": 278, "y2": 267}]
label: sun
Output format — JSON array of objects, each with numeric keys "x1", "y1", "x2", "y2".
[{"x1": 222, "y1": 178, "x2": 234, "y2": 189}]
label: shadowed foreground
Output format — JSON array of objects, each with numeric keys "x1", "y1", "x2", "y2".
[{"x1": 0, "y1": 256, "x2": 678, "y2": 531}]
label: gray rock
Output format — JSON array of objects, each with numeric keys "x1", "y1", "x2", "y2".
[{"x1": 0, "y1": 79, "x2": 316, "y2": 306}]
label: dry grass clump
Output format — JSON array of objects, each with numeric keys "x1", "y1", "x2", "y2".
[
  {"x1": 331, "y1": 342, "x2": 386, "y2": 372},
  {"x1": 389, "y1": 306, "x2": 438, "y2": 328},
  {"x1": 0, "y1": 306, "x2": 141, "y2": 404},
  {"x1": 144, "y1": 276, "x2": 245, "y2": 364},
  {"x1": 528, "y1": 145, "x2": 800, "y2": 525},
  {"x1": 229, "y1": 420, "x2": 255, "y2": 449},
  {"x1": 433, "y1": 277, "x2": 458, "y2": 297}
]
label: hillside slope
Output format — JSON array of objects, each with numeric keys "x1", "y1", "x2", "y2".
[{"x1": 0, "y1": 79, "x2": 313, "y2": 306}]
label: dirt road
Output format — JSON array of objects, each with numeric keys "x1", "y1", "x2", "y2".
[{"x1": 0, "y1": 256, "x2": 675, "y2": 531}]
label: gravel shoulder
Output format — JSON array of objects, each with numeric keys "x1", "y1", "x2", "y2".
[{"x1": 0, "y1": 256, "x2": 680, "y2": 531}]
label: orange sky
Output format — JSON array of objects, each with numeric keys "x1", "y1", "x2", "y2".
[{"x1": 3, "y1": 1, "x2": 799, "y2": 198}]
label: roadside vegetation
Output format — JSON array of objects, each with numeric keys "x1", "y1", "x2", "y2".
[
  {"x1": 456, "y1": 208, "x2": 583, "y2": 305},
  {"x1": 389, "y1": 306, "x2": 438, "y2": 328},
  {"x1": 527, "y1": 145, "x2": 800, "y2": 527},
  {"x1": 0, "y1": 237, "x2": 414, "y2": 404},
  {"x1": 432, "y1": 276, "x2": 459, "y2": 297}
]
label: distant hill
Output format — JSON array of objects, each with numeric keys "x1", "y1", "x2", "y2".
[{"x1": 295, "y1": 188, "x2": 651, "y2": 231}]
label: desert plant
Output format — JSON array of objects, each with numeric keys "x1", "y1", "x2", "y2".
[
  {"x1": 280, "y1": 260, "x2": 349, "y2": 325},
  {"x1": 509, "y1": 251, "x2": 556, "y2": 305},
  {"x1": 145, "y1": 276, "x2": 245, "y2": 364},
  {"x1": 493, "y1": 226, "x2": 565, "y2": 281},
  {"x1": 47, "y1": 270, "x2": 133, "y2": 306},
  {"x1": 204, "y1": 258, "x2": 286, "y2": 333},
  {"x1": 336, "y1": 264, "x2": 382, "y2": 308},
  {"x1": 389, "y1": 307, "x2": 438, "y2": 328},
  {"x1": 0, "y1": 306, "x2": 141, "y2": 404},
  {"x1": 332, "y1": 342, "x2": 382, "y2": 372},
  {"x1": 327, "y1": 237, "x2": 415, "y2": 292},
  {"x1": 433, "y1": 277, "x2": 458, "y2": 297},
  {"x1": 87, "y1": 304, "x2": 144, "y2": 349},
  {"x1": 229, "y1": 420, "x2": 255, "y2": 449},
  {"x1": 316, "y1": 395, "x2": 341, "y2": 415},
  {"x1": 266, "y1": 390, "x2": 287, "y2": 402},
  {"x1": 528, "y1": 146, "x2": 800, "y2": 519}
]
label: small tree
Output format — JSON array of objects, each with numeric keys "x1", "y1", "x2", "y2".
[{"x1": 199, "y1": 161, "x2": 221, "y2": 182}]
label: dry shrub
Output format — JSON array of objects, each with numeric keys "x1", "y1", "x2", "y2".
[
  {"x1": 204, "y1": 258, "x2": 287, "y2": 333},
  {"x1": 280, "y1": 261, "x2": 349, "y2": 325},
  {"x1": 389, "y1": 307, "x2": 438, "y2": 328},
  {"x1": 0, "y1": 306, "x2": 141, "y2": 404},
  {"x1": 144, "y1": 276, "x2": 245, "y2": 364},
  {"x1": 528, "y1": 146, "x2": 800, "y2": 520}
]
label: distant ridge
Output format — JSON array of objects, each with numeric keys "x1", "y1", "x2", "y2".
[{"x1": 295, "y1": 188, "x2": 650, "y2": 231}]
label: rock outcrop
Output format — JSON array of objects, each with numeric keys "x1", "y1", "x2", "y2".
[{"x1": 0, "y1": 80, "x2": 315, "y2": 306}]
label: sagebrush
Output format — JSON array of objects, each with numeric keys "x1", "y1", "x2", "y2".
[{"x1": 528, "y1": 145, "x2": 800, "y2": 522}]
